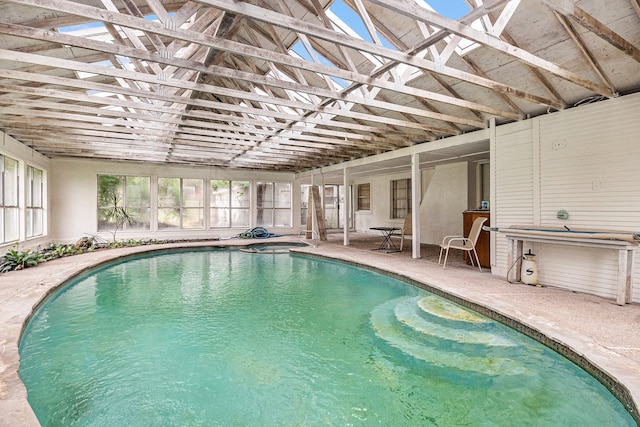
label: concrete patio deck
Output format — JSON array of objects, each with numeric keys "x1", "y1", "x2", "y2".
[{"x1": 1, "y1": 233, "x2": 639, "y2": 425}]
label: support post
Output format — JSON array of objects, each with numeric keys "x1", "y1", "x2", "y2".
[
  {"x1": 411, "y1": 153, "x2": 421, "y2": 258},
  {"x1": 343, "y1": 167, "x2": 350, "y2": 246}
]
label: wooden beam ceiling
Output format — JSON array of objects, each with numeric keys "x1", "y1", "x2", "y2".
[{"x1": 0, "y1": 0, "x2": 638, "y2": 171}]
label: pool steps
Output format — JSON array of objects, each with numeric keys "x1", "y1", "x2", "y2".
[
  {"x1": 394, "y1": 296, "x2": 517, "y2": 348},
  {"x1": 371, "y1": 296, "x2": 531, "y2": 376}
]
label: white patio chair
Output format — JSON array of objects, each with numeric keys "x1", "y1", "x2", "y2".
[
  {"x1": 390, "y1": 213, "x2": 412, "y2": 251},
  {"x1": 438, "y1": 217, "x2": 487, "y2": 272}
]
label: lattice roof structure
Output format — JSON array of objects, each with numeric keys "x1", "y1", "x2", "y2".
[{"x1": 0, "y1": 0, "x2": 639, "y2": 171}]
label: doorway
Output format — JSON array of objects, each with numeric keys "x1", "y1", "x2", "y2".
[{"x1": 300, "y1": 184, "x2": 353, "y2": 230}]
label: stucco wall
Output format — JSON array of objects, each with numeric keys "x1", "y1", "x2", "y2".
[
  {"x1": 352, "y1": 162, "x2": 471, "y2": 246},
  {"x1": 352, "y1": 172, "x2": 409, "y2": 233},
  {"x1": 420, "y1": 163, "x2": 469, "y2": 245}
]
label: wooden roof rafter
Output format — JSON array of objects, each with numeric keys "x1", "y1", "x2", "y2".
[
  {"x1": 0, "y1": 1, "x2": 525, "y2": 122},
  {"x1": 202, "y1": 0, "x2": 583, "y2": 108},
  {"x1": 541, "y1": 0, "x2": 640, "y2": 65},
  {"x1": 365, "y1": 0, "x2": 613, "y2": 98},
  {"x1": 0, "y1": 0, "x2": 638, "y2": 170}
]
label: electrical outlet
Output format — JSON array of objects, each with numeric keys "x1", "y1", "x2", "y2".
[{"x1": 552, "y1": 140, "x2": 566, "y2": 149}]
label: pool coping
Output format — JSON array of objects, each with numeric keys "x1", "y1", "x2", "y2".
[{"x1": 1, "y1": 238, "x2": 639, "y2": 426}]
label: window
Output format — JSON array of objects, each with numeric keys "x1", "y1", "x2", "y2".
[
  {"x1": 98, "y1": 175, "x2": 151, "y2": 231},
  {"x1": 210, "y1": 180, "x2": 250, "y2": 228},
  {"x1": 0, "y1": 155, "x2": 19, "y2": 243},
  {"x1": 26, "y1": 166, "x2": 44, "y2": 238},
  {"x1": 357, "y1": 183, "x2": 370, "y2": 211},
  {"x1": 391, "y1": 179, "x2": 411, "y2": 219},
  {"x1": 256, "y1": 181, "x2": 291, "y2": 227},
  {"x1": 158, "y1": 178, "x2": 204, "y2": 229}
]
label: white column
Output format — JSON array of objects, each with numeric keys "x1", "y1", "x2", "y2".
[
  {"x1": 489, "y1": 117, "x2": 497, "y2": 267},
  {"x1": 311, "y1": 174, "x2": 318, "y2": 237},
  {"x1": 411, "y1": 153, "x2": 421, "y2": 258},
  {"x1": 343, "y1": 167, "x2": 350, "y2": 246}
]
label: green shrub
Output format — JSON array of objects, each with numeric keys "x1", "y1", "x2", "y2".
[
  {"x1": 0, "y1": 245, "x2": 46, "y2": 272},
  {"x1": 42, "y1": 243, "x2": 82, "y2": 261}
]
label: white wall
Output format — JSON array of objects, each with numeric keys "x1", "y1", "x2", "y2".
[
  {"x1": 50, "y1": 158, "x2": 297, "y2": 243},
  {"x1": 492, "y1": 92, "x2": 640, "y2": 302},
  {"x1": 352, "y1": 172, "x2": 409, "y2": 232},
  {"x1": 420, "y1": 163, "x2": 469, "y2": 245},
  {"x1": 352, "y1": 162, "x2": 472, "y2": 245}
]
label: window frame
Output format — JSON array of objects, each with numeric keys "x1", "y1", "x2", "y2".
[
  {"x1": 0, "y1": 155, "x2": 19, "y2": 244},
  {"x1": 391, "y1": 178, "x2": 411, "y2": 219},
  {"x1": 356, "y1": 183, "x2": 370, "y2": 211},
  {"x1": 26, "y1": 165, "x2": 44, "y2": 238},
  {"x1": 97, "y1": 174, "x2": 151, "y2": 232},
  {"x1": 256, "y1": 181, "x2": 292, "y2": 228},
  {"x1": 157, "y1": 177, "x2": 204, "y2": 230},
  {"x1": 209, "y1": 179, "x2": 250, "y2": 228}
]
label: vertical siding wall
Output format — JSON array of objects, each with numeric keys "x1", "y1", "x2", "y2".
[
  {"x1": 493, "y1": 93, "x2": 640, "y2": 302},
  {"x1": 493, "y1": 121, "x2": 535, "y2": 277}
]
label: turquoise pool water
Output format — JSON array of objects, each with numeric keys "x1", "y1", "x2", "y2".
[{"x1": 19, "y1": 249, "x2": 634, "y2": 426}]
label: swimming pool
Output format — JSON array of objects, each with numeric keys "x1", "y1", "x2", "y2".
[{"x1": 19, "y1": 249, "x2": 635, "y2": 425}]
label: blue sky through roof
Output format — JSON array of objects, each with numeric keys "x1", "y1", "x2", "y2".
[
  {"x1": 329, "y1": 0, "x2": 371, "y2": 43},
  {"x1": 290, "y1": 0, "x2": 473, "y2": 90},
  {"x1": 427, "y1": 0, "x2": 471, "y2": 19},
  {"x1": 328, "y1": 0, "x2": 394, "y2": 49},
  {"x1": 59, "y1": 21, "x2": 103, "y2": 33},
  {"x1": 325, "y1": 0, "x2": 470, "y2": 51}
]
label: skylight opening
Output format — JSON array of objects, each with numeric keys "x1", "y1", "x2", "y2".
[
  {"x1": 58, "y1": 21, "x2": 104, "y2": 34},
  {"x1": 328, "y1": 76, "x2": 348, "y2": 90},
  {"x1": 290, "y1": 40, "x2": 349, "y2": 90},
  {"x1": 419, "y1": 0, "x2": 471, "y2": 20},
  {"x1": 58, "y1": 21, "x2": 110, "y2": 43},
  {"x1": 417, "y1": 0, "x2": 483, "y2": 56},
  {"x1": 290, "y1": 40, "x2": 356, "y2": 93},
  {"x1": 323, "y1": 1, "x2": 397, "y2": 52},
  {"x1": 290, "y1": 40, "x2": 313, "y2": 62},
  {"x1": 376, "y1": 33, "x2": 395, "y2": 50},
  {"x1": 316, "y1": 52, "x2": 338, "y2": 70},
  {"x1": 115, "y1": 56, "x2": 136, "y2": 72},
  {"x1": 327, "y1": 0, "x2": 372, "y2": 44}
]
